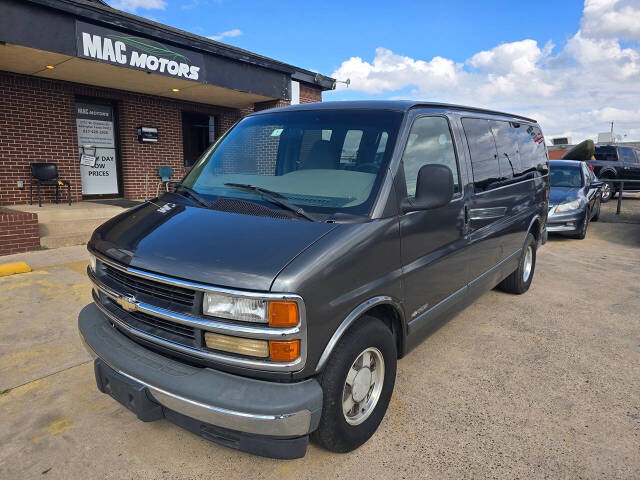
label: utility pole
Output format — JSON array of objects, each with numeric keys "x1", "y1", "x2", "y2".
[{"x1": 610, "y1": 121, "x2": 614, "y2": 144}]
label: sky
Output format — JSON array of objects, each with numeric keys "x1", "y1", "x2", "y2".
[{"x1": 107, "y1": 0, "x2": 640, "y2": 143}]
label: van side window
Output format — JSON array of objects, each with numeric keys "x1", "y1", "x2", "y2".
[
  {"x1": 516, "y1": 125, "x2": 547, "y2": 176},
  {"x1": 461, "y1": 118, "x2": 500, "y2": 192},
  {"x1": 402, "y1": 116, "x2": 460, "y2": 197},
  {"x1": 490, "y1": 120, "x2": 521, "y2": 181}
]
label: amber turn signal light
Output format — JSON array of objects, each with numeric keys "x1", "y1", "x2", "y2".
[
  {"x1": 268, "y1": 301, "x2": 298, "y2": 327},
  {"x1": 269, "y1": 340, "x2": 300, "y2": 362}
]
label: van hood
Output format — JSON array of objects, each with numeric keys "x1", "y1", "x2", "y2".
[{"x1": 90, "y1": 199, "x2": 337, "y2": 291}]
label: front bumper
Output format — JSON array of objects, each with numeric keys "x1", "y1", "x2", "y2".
[
  {"x1": 78, "y1": 303, "x2": 323, "y2": 458},
  {"x1": 546, "y1": 208, "x2": 585, "y2": 233}
]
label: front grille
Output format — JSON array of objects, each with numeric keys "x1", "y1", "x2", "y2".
[
  {"x1": 130, "y1": 310, "x2": 197, "y2": 342},
  {"x1": 99, "y1": 291, "x2": 199, "y2": 348},
  {"x1": 104, "y1": 264, "x2": 196, "y2": 308}
]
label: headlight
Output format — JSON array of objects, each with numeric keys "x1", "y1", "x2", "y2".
[
  {"x1": 88, "y1": 254, "x2": 97, "y2": 272},
  {"x1": 203, "y1": 292, "x2": 299, "y2": 326},
  {"x1": 203, "y1": 293, "x2": 267, "y2": 323},
  {"x1": 554, "y1": 199, "x2": 582, "y2": 213}
]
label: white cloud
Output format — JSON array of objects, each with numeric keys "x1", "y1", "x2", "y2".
[
  {"x1": 332, "y1": 48, "x2": 463, "y2": 95},
  {"x1": 330, "y1": 1, "x2": 640, "y2": 142},
  {"x1": 469, "y1": 39, "x2": 553, "y2": 75},
  {"x1": 581, "y1": 0, "x2": 640, "y2": 40},
  {"x1": 109, "y1": 0, "x2": 167, "y2": 12},
  {"x1": 208, "y1": 29, "x2": 243, "y2": 41}
]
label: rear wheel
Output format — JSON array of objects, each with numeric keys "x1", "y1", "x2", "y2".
[
  {"x1": 497, "y1": 233, "x2": 536, "y2": 294},
  {"x1": 600, "y1": 181, "x2": 615, "y2": 203},
  {"x1": 312, "y1": 317, "x2": 397, "y2": 453}
]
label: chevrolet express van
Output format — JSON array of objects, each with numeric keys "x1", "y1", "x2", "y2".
[{"x1": 78, "y1": 101, "x2": 549, "y2": 459}]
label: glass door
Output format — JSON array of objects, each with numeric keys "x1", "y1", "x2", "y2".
[{"x1": 76, "y1": 100, "x2": 121, "y2": 196}]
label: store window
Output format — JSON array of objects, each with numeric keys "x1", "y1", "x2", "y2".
[{"x1": 182, "y1": 112, "x2": 215, "y2": 167}]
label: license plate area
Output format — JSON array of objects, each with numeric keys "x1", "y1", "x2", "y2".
[{"x1": 94, "y1": 359, "x2": 163, "y2": 422}]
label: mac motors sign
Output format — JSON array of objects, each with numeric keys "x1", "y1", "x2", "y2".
[{"x1": 76, "y1": 21, "x2": 204, "y2": 81}]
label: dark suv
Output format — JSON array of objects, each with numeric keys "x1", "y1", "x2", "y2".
[
  {"x1": 585, "y1": 145, "x2": 640, "y2": 201},
  {"x1": 78, "y1": 101, "x2": 549, "y2": 458}
]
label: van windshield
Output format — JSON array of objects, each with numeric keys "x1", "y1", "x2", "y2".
[{"x1": 181, "y1": 110, "x2": 403, "y2": 217}]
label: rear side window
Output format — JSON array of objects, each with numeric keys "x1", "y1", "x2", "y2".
[
  {"x1": 516, "y1": 124, "x2": 547, "y2": 176},
  {"x1": 620, "y1": 147, "x2": 636, "y2": 163},
  {"x1": 461, "y1": 118, "x2": 499, "y2": 192},
  {"x1": 594, "y1": 146, "x2": 618, "y2": 162},
  {"x1": 402, "y1": 116, "x2": 460, "y2": 197},
  {"x1": 490, "y1": 120, "x2": 522, "y2": 180}
]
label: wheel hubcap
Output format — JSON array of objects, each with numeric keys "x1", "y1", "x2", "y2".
[
  {"x1": 522, "y1": 245, "x2": 533, "y2": 283},
  {"x1": 602, "y1": 183, "x2": 611, "y2": 199},
  {"x1": 342, "y1": 347, "x2": 385, "y2": 425}
]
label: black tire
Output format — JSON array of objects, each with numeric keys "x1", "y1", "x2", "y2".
[
  {"x1": 592, "y1": 201, "x2": 601, "y2": 221},
  {"x1": 571, "y1": 210, "x2": 589, "y2": 240},
  {"x1": 600, "y1": 181, "x2": 615, "y2": 203},
  {"x1": 497, "y1": 233, "x2": 536, "y2": 294},
  {"x1": 312, "y1": 317, "x2": 397, "y2": 453}
]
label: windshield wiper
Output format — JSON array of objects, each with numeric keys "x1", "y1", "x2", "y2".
[
  {"x1": 224, "y1": 183, "x2": 317, "y2": 221},
  {"x1": 174, "y1": 184, "x2": 212, "y2": 209}
]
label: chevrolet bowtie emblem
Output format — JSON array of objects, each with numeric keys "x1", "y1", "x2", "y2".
[{"x1": 116, "y1": 294, "x2": 138, "y2": 312}]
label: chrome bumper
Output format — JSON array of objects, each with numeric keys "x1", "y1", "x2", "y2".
[{"x1": 78, "y1": 303, "x2": 322, "y2": 437}]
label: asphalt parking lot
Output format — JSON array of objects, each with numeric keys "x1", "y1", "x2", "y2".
[{"x1": 1, "y1": 198, "x2": 639, "y2": 479}]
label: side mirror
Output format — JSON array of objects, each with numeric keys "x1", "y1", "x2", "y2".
[
  {"x1": 401, "y1": 164, "x2": 454, "y2": 213},
  {"x1": 589, "y1": 180, "x2": 603, "y2": 189}
]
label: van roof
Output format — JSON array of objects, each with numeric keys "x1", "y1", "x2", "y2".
[{"x1": 251, "y1": 100, "x2": 537, "y2": 123}]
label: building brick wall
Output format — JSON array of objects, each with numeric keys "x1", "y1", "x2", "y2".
[
  {"x1": 0, "y1": 208, "x2": 40, "y2": 255},
  {"x1": 300, "y1": 84, "x2": 322, "y2": 104},
  {"x1": 0, "y1": 71, "x2": 325, "y2": 205}
]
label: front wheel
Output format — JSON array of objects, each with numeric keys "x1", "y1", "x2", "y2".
[
  {"x1": 497, "y1": 233, "x2": 537, "y2": 294},
  {"x1": 312, "y1": 317, "x2": 397, "y2": 453},
  {"x1": 592, "y1": 201, "x2": 601, "y2": 221},
  {"x1": 571, "y1": 209, "x2": 589, "y2": 240}
]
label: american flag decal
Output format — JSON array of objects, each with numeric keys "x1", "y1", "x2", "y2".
[{"x1": 527, "y1": 125, "x2": 544, "y2": 144}]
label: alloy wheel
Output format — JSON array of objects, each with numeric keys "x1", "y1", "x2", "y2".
[
  {"x1": 522, "y1": 245, "x2": 533, "y2": 283},
  {"x1": 342, "y1": 347, "x2": 385, "y2": 425}
]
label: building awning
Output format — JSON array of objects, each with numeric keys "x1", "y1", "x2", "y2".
[
  {"x1": 0, "y1": 0, "x2": 335, "y2": 108},
  {"x1": 0, "y1": 43, "x2": 276, "y2": 108}
]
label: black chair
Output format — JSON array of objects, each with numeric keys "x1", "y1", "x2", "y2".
[{"x1": 30, "y1": 163, "x2": 71, "y2": 207}]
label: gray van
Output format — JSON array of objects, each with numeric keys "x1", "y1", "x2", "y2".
[{"x1": 78, "y1": 101, "x2": 549, "y2": 458}]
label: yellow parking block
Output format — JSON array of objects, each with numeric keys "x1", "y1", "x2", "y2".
[{"x1": 0, "y1": 262, "x2": 32, "y2": 277}]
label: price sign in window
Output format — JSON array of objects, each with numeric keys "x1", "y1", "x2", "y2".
[{"x1": 76, "y1": 102, "x2": 119, "y2": 195}]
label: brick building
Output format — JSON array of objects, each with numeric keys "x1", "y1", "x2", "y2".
[{"x1": 0, "y1": 0, "x2": 335, "y2": 206}]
